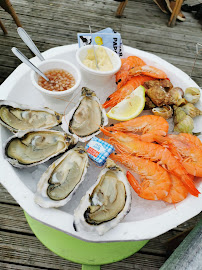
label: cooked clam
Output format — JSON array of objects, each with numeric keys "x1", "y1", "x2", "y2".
[
  {"x1": 152, "y1": 105, "x2": 173, "y2": 119},
  {"x1": 35, "y1": 146, "x2": 88, "y2": 208},
  {"x1": 4, "y1": 129, "x2": 77, "y2": 168},
  {"x1": 0, "y1": 100, "x2": 62, "y2": 133},
  {"x1": 184, "y1": 87, "x2": 200, "y2": 104},
  {"x1": 61, "y1": 87, "x2": 108, "y2": 142},
  {"x1": 74, "y1": 159, "x2": 131, "y2": 235}
]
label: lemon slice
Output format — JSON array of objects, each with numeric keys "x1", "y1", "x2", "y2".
[{"x1": 106, "y1": 85, "x2": 145, "y2": 121}]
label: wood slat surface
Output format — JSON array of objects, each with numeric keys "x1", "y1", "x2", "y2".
[{"x1": 1, "y1": 0, "x2": 202, "y2": 269}]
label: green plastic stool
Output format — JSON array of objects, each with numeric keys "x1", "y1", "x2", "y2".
[{"x1": 25, "y1": 212, "x2": 148, "y2": 269}]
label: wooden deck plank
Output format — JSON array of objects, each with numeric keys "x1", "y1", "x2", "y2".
[
  {"x1": 0, "y1": 262, "x2": 50, "y2": 270},
  {"x1": 0, "y1": 230, "x2": 167, "y2": 270}
]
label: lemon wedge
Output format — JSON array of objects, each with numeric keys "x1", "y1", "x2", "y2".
[{"x1": 106, "y1": 85, "x2": 145, "y2": 121}]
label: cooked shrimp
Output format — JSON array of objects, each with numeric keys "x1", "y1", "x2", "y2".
[
  {"x1": 163, "y1": 173, "x2": 188, "y2": 203},
  {"x1": 126, "y1": 170, "x2": 188, "y2": 203},
  {"x1": 104, "y1": 115, "x2": 169, "y2": 139},
  {"x1": 129, "y1": 65, "x2": 167, "y2": 79},
  {"x1": 100, "y1": 128, "x2": 199, "y2": 197},
  {"x1": 102, "y1": 76, "x2": 152, "y2": 109},
  {"x1": 175, "y1": 133, "x2": 202, "y2": 150},
  {"x1": 151, "y1": 134, "x2": 202, "y2": 177},
  {"x1": 110, "y1": 154, "x2": 171, "y2": 200},
  {"x1": 116, "y1": 56, "x2": 146, "y2": 89}
]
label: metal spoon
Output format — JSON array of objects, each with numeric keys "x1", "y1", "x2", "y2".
[
  {"x1": 17, "y1": 27, "x2": 45, "y2": 61},
  {"x1": 89, "y1": 25, "x2": 99, "y2": 70},
  {"x1": 12, "y1": 47, "x2": 49, "y2": 81}
]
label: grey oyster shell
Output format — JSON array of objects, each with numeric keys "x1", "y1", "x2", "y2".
[
  {"x1": 0, "y1": 100, "x2": 62, "y2": 133},
  {"x1": 35, "y1": 146, "x2": 88, "y2": 208},
  {"x1": 4, "y1": 129, "x2": 77, "y2": 168},
  {"x1": 73, "y1": 159, "x2": 131, "y2": 235},
  {"x1": 61, "y1": 87, "x2": 108, "y2": 142}
]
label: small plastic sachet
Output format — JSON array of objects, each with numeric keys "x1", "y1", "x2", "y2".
[
  {"x1": 77, "y1": 27, "x2": 123, "y2": 56},
  {"x1": 85, "y1": 137, "x2": 115, "y2": 166}
]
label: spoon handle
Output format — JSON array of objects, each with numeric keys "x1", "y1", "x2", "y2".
[
  {"x1": 17, "y1": 27, "x2": 45, "y2": 61},
  {"x1": 12, "y1": 47, "x2": 49, "y2": 81}
]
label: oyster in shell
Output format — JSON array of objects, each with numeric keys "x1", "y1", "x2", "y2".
[
  {"x1": 4, "y1": 129, "x2": 77, "y2": 168},
  {"x1": 0, "y1": 100, "x2": 62, "y2": 133},
  {"x1": 35, "y1": 146, "x2": 88, "y2": 208},
  {"x1": 61, "y1": 87, "x2": 108, "y2": 142},
  {"x1": 74, "y1": 159, "x2": 131, "y2": 235}
]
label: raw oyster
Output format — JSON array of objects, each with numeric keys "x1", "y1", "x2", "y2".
[
  {"x1": 0, "y1": 100, "x2": 62, "y2": 133},
  {"x1": 4, "y1": 129, "x2": 77, "y2": 168},
  {"x1": 152, "y1": 105, "x2": 173, "y2": 119},
  {"x1": 61, "y1": 87, "x2": 108, "y2": 142},
  {"x1": 184, "y1": 87, "x2": 200, "y2": 104},
  {"x1": 35, "y1": 146, "x2": 88, "y2": 208},
  {"x1": 73, "y1": 159, "x2": 131, "y2": 235}
]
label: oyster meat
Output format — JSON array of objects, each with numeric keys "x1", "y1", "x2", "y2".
[
  {"x1": 0, "y1": 100, "x2": 62, "y2": 133},
  {"x1": 35, "y1": 146, "x2": 88, "y2": 208},
  {"x1": 61, "y1": 87, "x2": 108, "y2": 142},
  {"x1": 74, "y1": 159, "x2": 131, "y2": 235},
  {"x1": 4, "y1": 129, "x2": 77, "y2": 168}
]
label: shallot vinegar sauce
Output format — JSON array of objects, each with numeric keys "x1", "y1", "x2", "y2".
[{"x1": 38, "y1": 69, "x2": 75, "y2": 92}]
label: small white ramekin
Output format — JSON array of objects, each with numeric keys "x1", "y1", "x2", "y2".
[
  {"x1": 30, "y1": 59, "x2": 81, "y2": 98},
  {"x1": 76, "y1": 45, "x2": 121, "y2": 77}
]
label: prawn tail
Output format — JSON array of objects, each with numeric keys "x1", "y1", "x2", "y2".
[
  {"x1": 182, "y1": 174, "x2": 200, "y2": 197},
  {"x1": 126, "y1": 171, "x2": 141, "y2": 195}
]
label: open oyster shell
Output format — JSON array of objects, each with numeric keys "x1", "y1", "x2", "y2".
[
  {"x1": 4, "y1": 129, "x2": 77, "y2": 168},
  {"x1": 0, "y1": 100, "x2": 62, "y2": 133},
  {"x1": 35, "y1": 146, "x2": 88, "y2": 208},
  {"x1": 73, "y1": 159, "x2": 131, "y2": 235},
  {"x1": 61, "y1": 87, "x2": 108, "y2": 142}
]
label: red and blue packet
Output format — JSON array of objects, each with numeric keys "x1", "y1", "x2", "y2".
[{"x1": 85, "y1": 137, "x2": 115, "y2": 166}]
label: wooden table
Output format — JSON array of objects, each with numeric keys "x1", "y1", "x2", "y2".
[{"x1": 0, "y1": 0, "x2": 202, "y2": 269}]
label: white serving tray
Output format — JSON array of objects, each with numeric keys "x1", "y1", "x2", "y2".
[{"x1": 0, "y1": 44, "x2": 201, "y2": 243}]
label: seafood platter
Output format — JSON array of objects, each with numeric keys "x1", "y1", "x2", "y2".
[{"x1": 0, "y1": 44, "x2": 202, "y2": 243}]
